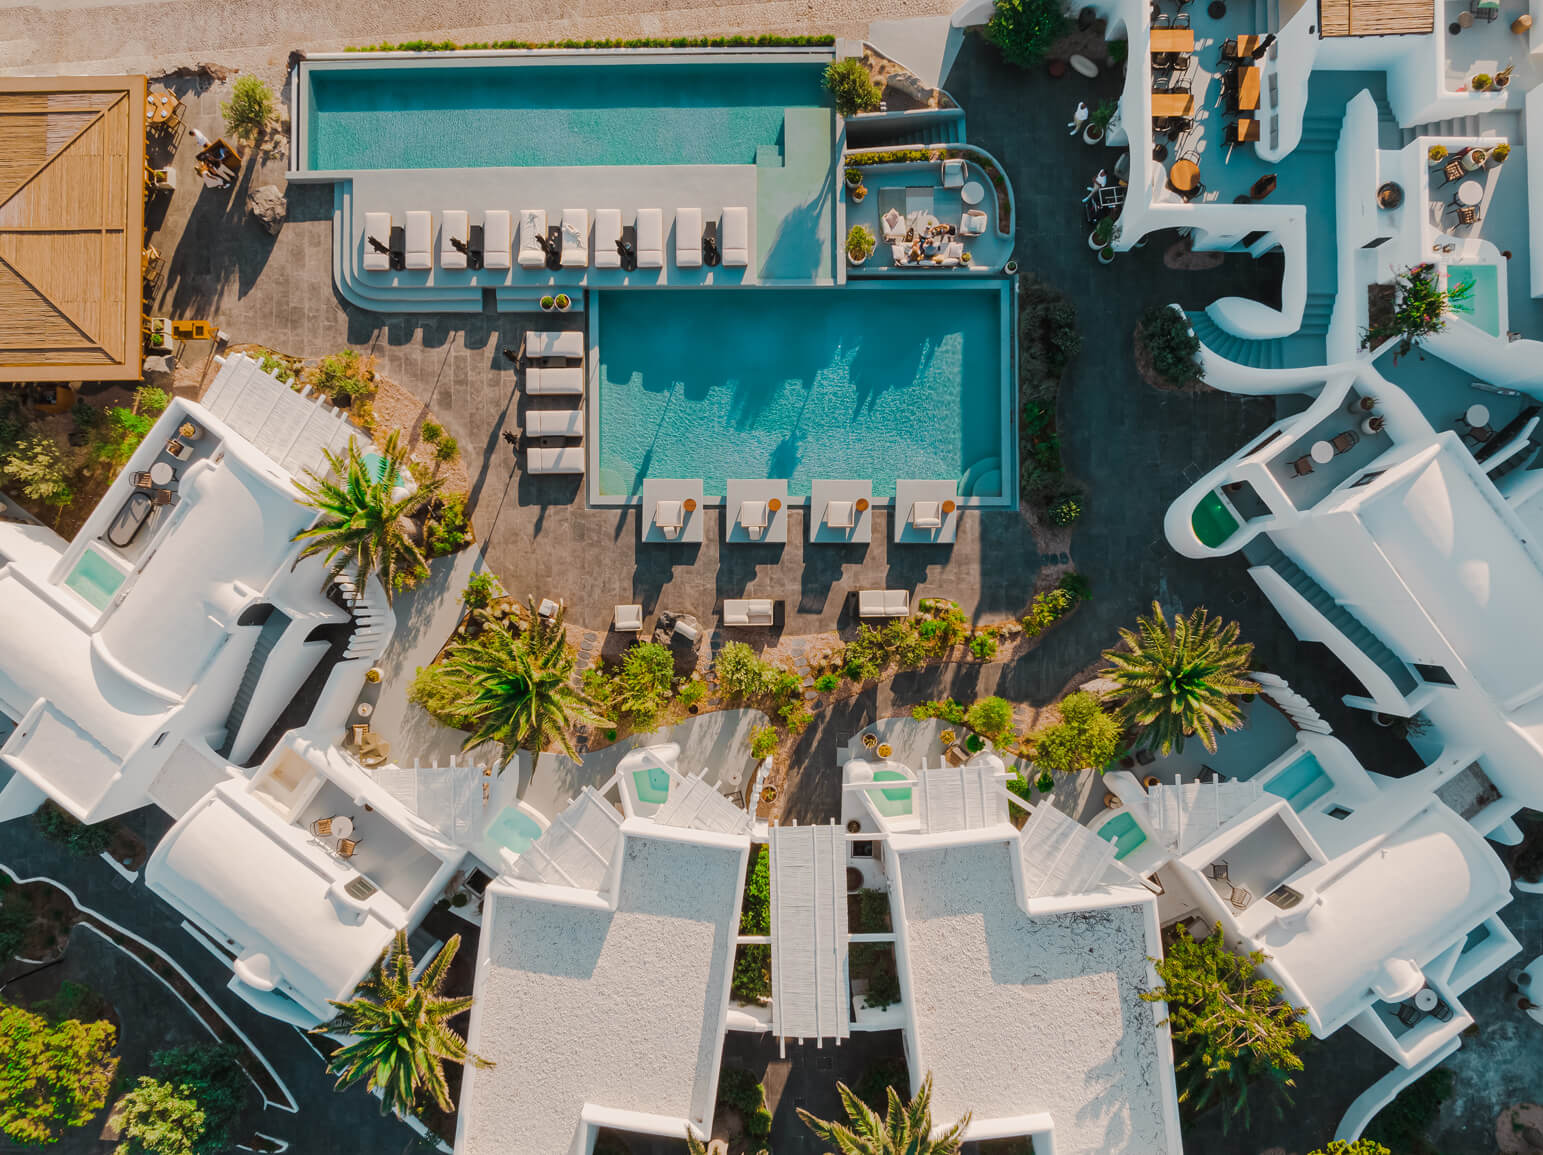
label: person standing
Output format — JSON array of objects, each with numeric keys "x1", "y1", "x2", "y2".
[{"x1": 1068, "y1": 102, "x2": 1090, "y2": 136}]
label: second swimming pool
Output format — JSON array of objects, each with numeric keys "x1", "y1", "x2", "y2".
[
  {"x1": 1447, "y1": 264, "x2": 1501, "y2": 337},
  {"x1": 594, "y1": 284, "x2": 1011, "y2": 501}
]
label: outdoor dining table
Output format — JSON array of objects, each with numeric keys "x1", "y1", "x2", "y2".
[
  {"x1": 145, "y1": 91, "x2": 175, "y2": 124},
  {"x1": 1233, "y1": 116, "x2": 1261, "y2": 142},
  {"x1": 1151, "y1": 92, "x2": 1196, "y2": 118},
  {"x1": 1235, "y1": 65, "x2": 1261, "y2": 111},
  {"x1": 1311, "y1": 440, "x2": 1335, "y2": 465},
  {"x1": 1455, "y1": 179, "x2": 1483, "y2": 207},
  {"x1": 1227, "y1": 34, "x2": 1264, "y2": 57},
  {"x1": 1150, "y1": 28, "x2": 1196, "y2": 52},
  {"x1": 1169, "y1": 157, "x2": 1201, "y2": 195}
]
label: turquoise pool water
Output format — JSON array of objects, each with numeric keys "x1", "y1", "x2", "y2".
[
  {"x1": 64, "y1": 547, "x2": 126, "y2": 610},
  {"x1": 1097, "y1": 811, "x2": 1149, "y2": 861},
  {"x1": 1447, "y1": 264, "x2": 1501, "y2": 337},
  {"x1": 484, "y1": 805, "x2": 544, "y2": 855},
  {"x1": 595, "y1": 286, "x2": 1007, "y2": 499},
  {"x1": 1265, "y1": 751, "x2": 1333, "y2": 811},
  {"x1": 305, "y1": 61, "x2": 828, "y2": 171},
  {"x1": 867, "y1": 770, "x2": 913, "y2": 817},
  {"x1": 633, "y1": 766, "x2": 671, "y2": 805}
]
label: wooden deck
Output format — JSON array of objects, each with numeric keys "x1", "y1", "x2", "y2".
[
  {"x1": 0, "y1": 76, "x2": 146, "y2": 383},
  {"x1": 1319, "y1": 0, "x2": 1435, "y2": 36}
]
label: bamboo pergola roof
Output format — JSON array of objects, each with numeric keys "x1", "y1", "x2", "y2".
[
  {"x1": 1319, "y1": 0, "x2": 1434, "y2": 36},
  {"x1": 0, "y1": 76, "x2": 146, "y2": 383}
]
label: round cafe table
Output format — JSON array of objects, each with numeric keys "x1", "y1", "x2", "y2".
[
  {"x1": 1466, "y1": 403, "x2": 1491, "y2": 428},
  {"x1": 1414, "y1": 988, "x2": 1439, "y2": 1013},
  {"x1": 149, "y1": 461, "x2": 174, "y2": 485},
  {"x1": 1310, "y1": 440, "x2": 1335, "y2": 465},
  {"x1": 1169, "y1": 158, "x2": 1201, "y2": 197},
  {"x1": 331, "y1": 815, "x2": 354, "y2": 839},
  {"x1": 1456, "y1": 179, "x2": 1483, "y2": 207},
  {"x1": 960, "y1": 180, "x2": 986, "y2": 206}
]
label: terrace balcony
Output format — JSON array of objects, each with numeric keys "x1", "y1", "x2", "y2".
[
  {"x1": 1266, "y1": 404, "x2": 1392, "y2": 509},
  {"x1": 842, "y1": 154, "x2": 1014, "y2": 275}
]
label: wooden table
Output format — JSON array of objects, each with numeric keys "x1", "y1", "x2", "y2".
[
  {"x1": 1229, "y1": 34, "x2": 1263, "y2": 57},
  {"x1": 1232, "y1": 116, "x2": 1261, "y2": 142},
  {"x1": 1150, "y1": 28, "x2": 1196, "y2": 52},
  {"x1": 1235, "y1": 65, "x2": 1261, "y2": 111},
  {"x1": 1151, "y1": 92, "x2": 1196, "y2": 118},
  {"x1": 1169, "y1": 158, "x2": 1201, "y2": 195},
  {"x1": 146, "y1": 91, "x2": 175, "y2": 124}
]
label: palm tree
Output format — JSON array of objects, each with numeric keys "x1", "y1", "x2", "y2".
[
  {"x1": 439, "y1": 599, "x2": 605, "y2": 759},
  {"x1": 316, "y1": 931, "x2": 489, "y2": 1117},
  {"x1": 292, "y1": 430, "x2": 440, "y2": 602},
  {"x1": 1101, "y1": 601, "x2": 1258, "y2": 755},
  {"x1": 797, "y1": 1073, "x2": 968, "y2": 1154}
]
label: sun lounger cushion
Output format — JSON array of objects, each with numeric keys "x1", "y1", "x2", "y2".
[
  {"x1": 526, "y1": 366, "x2": 584, "y2": 395},
  {"x1": 942, "y1": 159, "x2": 967, "y2": 188},
  {"x1": 857, "y1": 589, "x2": 911, "y2": 618},
  {"x1": 106, "y1": 492, "x2": 154, "y2": 548},
  {"x1": 527, "y1": 330, "x2": 584, "y2": 361},
  {"x1": 482, "y1": 210, "x2": 512, "y2": 270},
  {"x1": 526, "y1": 407, "x2": 584, "y2": 437},
  {"x1": 721, "y1": 207, "x2": 749, "y2": 267},
  {"x1": 723, "y1": 598, "x2": 775, "y2": 627},
  {"x1": 404, "y1": 211, "x2": 431, "y2": 270},
  {"x1": 676, "y1": 207, "x2": 703, "y2": 268},
  {"x1": 739, "y1": 499, "x2": 768, "y2": 537},
  {"x1": 519, "y1": 209, "x2": 547, "y2": 269},
  {"x1": 960, "y1": 209, "x2": 988, "y2": 237},
  {"x1": 561, "y1": 208, "x2": 589, "y2": 268},
  {"x1": 636, "y1": 209, "x2": 664, "y2": 269},
  {"x1": 594, "y1": 209, "x2": 623, "y2": 269},
  {"x1": 911, "y1": 501, "x2": 943, "y2": 529},
  {"x1": 526, "y1": 445, "x2": 585, "y2": 475},
  {"x1": 655, "y1": 500, "x2": 683, "y2": 537},
  {"x1": 615, "y1": 604, "x2": 644, "y2": 631},
  {"x1": 439, "y1": 210, "x2": 468, "y2": 270},
  {"x1": 363, "y1": 212, "x2": 392, "y2": 271},
  {"x1": 825, "y1": 500, "x2": 855, "y2": 529}
]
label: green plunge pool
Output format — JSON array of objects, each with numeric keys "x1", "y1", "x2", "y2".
[
  {"x1": 64, "y1": 547, "x2": 126, "y2": 611},
  {"x1": 1192, "y1": 491, "x2": 1241, "y2": 548},
  {"x1": 633, "y1": 766, "x2": 671, "y2": 805}
]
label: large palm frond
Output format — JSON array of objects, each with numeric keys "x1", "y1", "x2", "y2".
[
  {"x1": 292, "y1": 430, "x2": 441, "y2": 602},
  {"x1": 316, "y1": 931, "x2": 490, "y2": 1117},
  {"x1": 1101, "y1": 601, "x2": 1257, "y2": 754},
  {"x1": 796, "y1": 1073, "x2": 968, "y2": 1154}
]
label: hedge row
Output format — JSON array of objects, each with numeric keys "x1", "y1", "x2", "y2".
[{"x1": 345, "y1": 34, "x2": 836, "y2": 52}]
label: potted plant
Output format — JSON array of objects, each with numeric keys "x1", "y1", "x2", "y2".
[
  {"x1": 1471, "y1": 73, "x2": 1492, "y2": 91},
  {"x1": 1491, "y1": 142, "x2": 1511, "y2": 164},
  {"x1": 149, "y1": 332, "x2": 164, "y2": 347},
  {"x1": 1377, "y1": 181, "x2": 1403, "y2": 209},
  {"x1": 1035, "y1": 769, "x2": 1055, "y2": 794},
  {"x1": 1462, "y1": 145, "x2": 1489, "y2": 171},
  {"x1": 1098, "y1": 243, "x2": 1115, "y2": 266},
  {"x1": 539, "y1": 294, "x2": 555, "y2": 311},
  {"x1": 1005, "y1": 259, "x2": 1019, "y2": 274},
  {"x1": 960, "y1": 251, "x2": 972, "y2": 267},
  {"x1": 1088, "y1": 215, "x2": 1114, "y2": 252},
  {"x1": 554, "y1": 292, "x2": 571, "y2": 311},
  {"x1": 851, "y1": 182, "x2": 868, "y2": 203},
  {"x1": 365, "y1": 667, "x2": 383, "y2": 684},
  {"x1": 844, "y1": 166, "x2": 863, "y2": 189},
  {"x1": 862, "y1": 732, "x2": 878, "y2": 749},
  {"x1": 1084, "y1": 99, "x2": 1117, "y2": 145},
  {"x1": 1351, "y1": 393, "x2": 1379, "y2": 413},
  {"x1": 846, "y1": 224, "x2": 876, "y2": 266},
  {"x1": 1494, "y1": 64, "x2": 1514, "y2": 88},
  {"x1": 1428, "y1": 144, "x2": 1449, "y2": 164},
  {"x1": 1362, "y1": 414, "x2": 1386, "y2": 435},
  {"x1": 876, "y1": 743, "x2": 893, "y2": 758},
  {"x1": 179, "y1": 421, "x2": 199, "y2": 440}
]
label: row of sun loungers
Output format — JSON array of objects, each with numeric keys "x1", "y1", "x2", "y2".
[
  {"x1": 524, "y1": 330, "x2": 585, "y2": 476},
  {"x1": 364, "y1": 208, "x2": 747, "y2": 273}
]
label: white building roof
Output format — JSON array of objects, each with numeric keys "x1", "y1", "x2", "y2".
[
  {"x1": 655, "y1": 772, "x2": 753, "y2": 835},
  {"x1": 458, "y1": 826, "x2": 746, "y2": 1155},
  {"x1": 509, "y1": 787, "x2": 623, "y2": 890},
  {"x1": 915, "y1": 756, "x2": 1008, "y2": 833},
  {"x1": 200, "y1": 352, "x2": 360, "y2": 477},
  {"x1": 769, "y1": 823, "x2": 849, "y2": 1041},
  {"x1": 146, "y1": 783, "x2": 401, "y2": 1021},
  {"x1": 1145, "y1": 780, "x2": 1267, "y2": 854},
  {"x1": 892, "y1": 838, "x2": 1180, "y2": 1155},
  {"x1": 1259, "y1": 799, "x2": 1512, "y2": 1033},
  {"x1": 1018, "y1": 802, "x2": 1118, "y2": 899},
  {"x1": 370, "y1": 757, "x2": 489, "y2": 844}
]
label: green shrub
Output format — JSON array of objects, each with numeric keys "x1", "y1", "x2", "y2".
[
  {"x1": 612, "y1": 642, "x2": 676, "y2": 727},
  {"x1": 842, "y1": 624, "x2": 890, "y2": 682},
  {"x1": 460, "y1": 571, "x2": 501, "y2": 610},
  {"x1": 2, "y1": 435, "x2": 73, "y2": 511},
  {"x1": 134, "y1": 385, "x2": 170, "y2": 416},
  {"x1": 426, "y1": 491, "x2": 472, "y2": 556},
  {"x1": 749, "y1": 725, "x2": 778, "y2": 760},
  {"x1": 969, "y1": 631, "x2": 999, "y2": 661},
  {"x1": 823, "y1": 58, "x2": 882, "y2": 116},
  {"x1": 966, "y1": 696, "x2": 1014, "y2": 740},
  {"x1": 845, "y1": 149, "x2": 935, "y2": 166},
  {"x1": 915, "y1": 600, "x2": 969, "y2": 650},
  {"x1": 114, "y1": 1076, "x2": 206, "y2": 1155},
  {"x1": 1022, "y1": 587, "x2": 1075, "y2": 637},
  {"x1": 1363, "y1": 1068, "x2": 1453, "y2": 1154},
  {"x1": 964, "y1": 732, "x2": 984, "y2": 753},
  {"x1": 0, "y1": 999, "x2": 118, "y2": 1144},
  {"x1": 314, "y1": 349, "x2": 373, "y2": 400},
  {"x1": 854, "y1": 1058, "x2": 910, "y2": 1110},
  {"x1": 220, "y1": 73, "x2": 274, "y2": 145},
  {"x1": 717, "y1": 1067, "x2": 772, "y2": 1136},
  {"x1": 731, "y1": 945, "x2": 771, "y2": 1003},
  {"x1": 884, "y1": 619, "x2": 929, "y2": 668},
  {"x1": 985, "y1": 0, "x2": 1070, "y2": 67},
  {"x1": 678, "y1": 676, "x2": 709, "y2": 709},
  {"x1": 715, "y1": 642, "x2": 782, "y2": 701},
  {"x1": 814, "y1": 672, "x2": 840, "y2": 693},
  {"x1": 846, "y1": 224, "x2": 877, "y2": 262},
  {"x1": 32, "y1": 802, "x2": 113, "y2": 857},
  {"x1": 779, "y1": 702, "x2": 813, "y2": 734},
  {"x1": 1006, "y1": 773, "x2": 1035, "y2": 804},
  {"x1": 0, "y1": 889, "x2": 31, "y2": 963},
  {"x1": 433, "y1": 435, "x2": 459, "y2": 465},
  {"x1": 1139, "y1": 305, "x2": 1204, "y2": 388},
  {"x1": 740, "y1": 846, "x2": 770, "y2": 934},
  {"x1": 1019, "y1": 274, "x2": 1082, "y2": 391},
  {"x1": 1058, "y1": 571, "x2": 1093, "y2": 601},
  {"x1": 1048, "y1": 496, "x2": 1082, "y2": 526},
  {"x1": 420, "y1": 420, "x2": 444, "y2": 443},
  {"x1": 911, "y1": 698, "x2": 967, "y2": 725},
  {"x1": 853, "y1": 888, "x2": 891, "y2": 933},
  {"x1": 1033, "y1": 691, "x2": 1121, "y2": 774},
  {"x1": 1308, "y1": 1143, "x2": 1391, "y2": 1155}
]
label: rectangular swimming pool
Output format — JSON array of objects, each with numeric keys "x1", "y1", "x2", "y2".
[
  {"x1": 1447, "y1": 264, "x2": 1501, "y2": 337},
  {"x1": 63, "y1": 546, "x2": 126, "y2": 611},
  {"x1": 304, "y1": 59, "x2": 828, "y2": 171},
  {"x1": 593, "y1": 284, "x2": 1011, "y2": 502}
]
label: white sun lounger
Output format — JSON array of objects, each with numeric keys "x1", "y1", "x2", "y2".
[
  {"x1": 527, "y1": 330, "x2": 584, "y2": 361},
  {"x1": 676, "y1": 207, "x2": 702, "y2": 268},
  {"x1": 721, "y1": 206, "x2": 749, "y2": 267},
  {"x1": 911, "y1": 501, "x2": 944, "y2": 529},
  {"x1": 654, "y1": 499, "x2": 684, "y2": 539},
  {"x1": 636, "y1": 208, "x2": 663, "y2": 268},
  {"x1": 858, "y1": 589, "x2": 911, "y2": 619},
  {"x1": 363, "y1": 213, "x2": 392, "y2": 271},
  {"x1": 439, "y1": 210, "x2": 469, "y2": 270},
  {"x1": 482, "y1": 210, "x2": 511, "y2": 270},
  {"x1": 519, "y1": 209, "x2": 548, "y2": 269},
  {"x1": 561, "y1": 208, "x2": 589, "y2": 268},
  {"x1": 525, "y1": 408, "x2": 584, "y2": 437},
  {"x1": 526, "y1": 366, "x2": 584, "y2": 395},
  {"x1": 527, "y1": 445, "x2": 585, "y2": 474},
  {"x1": 404, "y1": 211, "x2": 431, "y2": 270},
  {"x1": 723, "y1": 598, "x2": 776, "y2": 627},
  {"x1": 738, "y1": 500, "x2": 769, "y2": 540},
  {"x1": 594, "y1": 209, "x2": 623, "y2": 269}
]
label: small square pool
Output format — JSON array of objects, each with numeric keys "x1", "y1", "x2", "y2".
[{"x1": 63, "y1": 546, "x2": 126, "y2": 611}]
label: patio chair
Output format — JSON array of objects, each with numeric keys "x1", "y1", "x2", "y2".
[
  {"x1": 1440, "y1": 158, "x2": 1465, "y2": 184},
  {"x1": 526, "y1": 445, "x2": 585, "y2": 474},
  {"x1": 655, "y1": 499, "x2": 684, "y2": 539},
  {"x1": 1229, "y1": 885, "x2": 1252, "y2": 911},
  {"x1": 881, "y1": 207, "x2": 907, "y2": 242},
  {"x1": 152, "y1": 488, "x2": 174, "y2": 507},
  {"x1": 1154, "y1": 12, "x2": 1172, "y2": 26},
  {"x1": 1174, "y1": 11, "x2": 1191, "y2": 26},
  {"x1": 1472, "y1": 0, "x2": 1499, "y2": 21},
  {"x1": 1331, "y1": 429, "x2": 1360, "y2": 453},
  {"x1": 911, "y1": 501, "x2": 944, "y2": 530},
  {"x1": 439, "y1": 210, "x2": 470, "y2": 270},
  {"x1": 338, "y1": 838, "x2": 361, "y2": 858},
  {"x1": 1395, "y1": 1002, "x2": 1425, "y2": 1028},
  {"x1": 960, "y1": 209, "x2": 988, "y2": 236},
  {"x1": 824, "y1": 500, "x2": 856, "y2": 529},
  {"x1": 1451, "y1": 204, "x2": 1480, "y2": 227},
  {"x1": 614, "y1": 604, "x2": 644, "y2": 632},
  {"x1": 738, "y1": 499, "x2": 769, "y2": 539},
  {"x1": 1290, "y1": 454, "x2": 1314, "y2": 476},
  {"x1": 132, "y1": 471, "x2": 154, "y2": 489},
  {"x1": 1208, "y1": 861, "x2": 1230, "y2": 882},
  {"x1": 941, "y1": 158, "x2": 967, "y2": 188},
  {"x1": 311, "y1": 817, "x2": 336, "y2": 837}
]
